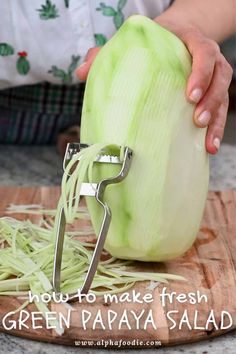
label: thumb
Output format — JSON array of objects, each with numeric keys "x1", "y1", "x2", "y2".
[{"x1": 76, "y1": 47, "x2": 101, "y2": 81}]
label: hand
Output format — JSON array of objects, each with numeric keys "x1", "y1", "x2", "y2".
[
  {"x1": 168, "y1": 26, "x2": 233, "y2": 155},
  {"x1": 76, "y1": 47, "x2": 101, "y2": 81},
  {"x1": 76, "y1": 26, "x2": 233, "y2": 155}
]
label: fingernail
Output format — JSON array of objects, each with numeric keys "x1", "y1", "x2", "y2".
[
  {"x1": 197, "y1": 111, "x2": 211, "y2": 126},
  {"x1": 77, "y1": 62, "x2": 86, "y2": 70},
  {"x1": 213, "y1": 137, "x2": 221, "y2": 150},
  {"x1": 189, "y1": 88, "x2": 203, "y2": 103}
]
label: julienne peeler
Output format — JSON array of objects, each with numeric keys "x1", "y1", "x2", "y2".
[{"x1": 53, "y1": 142, "x2": 133, "y2": 301}]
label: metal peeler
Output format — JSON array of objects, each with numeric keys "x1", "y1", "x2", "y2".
[{"x1": 53, "y1": 142, "x2": 133, "y2": 301}]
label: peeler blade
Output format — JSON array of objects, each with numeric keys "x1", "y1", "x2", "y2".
[{"x1": 63, "y1": 143, "x2": 122, "y2": 171}]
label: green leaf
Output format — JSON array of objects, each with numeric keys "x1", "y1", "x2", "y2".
[
  {"x1": 67, "y1": 55, "x2": 80, "y2": 75},
  {"x1": 64, "y1": 0, "x2": 69, "y2": 8},
  {"x1": 94, "y1": 34, "x2": 107, "y2": 46},
  {"x1": 48, "y1": 55, "x2": 80, "y2": 84},
  {"x1": 0, "y1": 43, "x2": 14, "y2": 56},
  {"x1": 103, "y1": 6, "x2": 116, "y2": 16},
  {"x1": 48, "y1": 66, "x2": 66, "y2": 80},
  {"x1": 62, "y1": 73, "x2": 73, "y2": 85},
  {"x1": 16, "y1": 57, "x2": 30, "y2": 75},
  {"x1": 117, "y1": 0, "x2": 127, "y2": 11},
  {"x1": 114, "y1": 11, "x2": 124, "y2": 29},
  {"x1": 97, "y1": 3, "x2": 116, "y2": 16},
  {"x1": 37, "y1": 0, "x2": 59, "y2": 20}
]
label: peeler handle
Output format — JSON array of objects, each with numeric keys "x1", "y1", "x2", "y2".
[
  {"x1": 53, "y1": 206, "x2": 66, "y2": 295},
  {"x1": 53, "y1": 202, "x2": 111, "y2": 301},
  {"x1": 70, "y1": 202, "x2": 111, "y2": 301}
]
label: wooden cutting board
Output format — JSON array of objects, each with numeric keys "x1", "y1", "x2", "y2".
[{"x1": 0, "y1": 187, "x2": 236, "y2": 348}]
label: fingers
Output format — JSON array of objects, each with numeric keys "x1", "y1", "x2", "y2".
[
  {"x1": 191, "y1": 50, "x2": 232, "y2": 155},
  {"x1": 205, "y1": 94, "x2": 229, "y2": 154},
  {"x1": 186, "y1": 36, "x2": 217, "y2": 103},
  {"x1": 76, "y1": 47, "x2": 101, "y2": 81},
  {"x1": 181, "y1": 29, "x2": 233, "y2": 154},
  {"x1": 186, "y1": 33, "x2": 233, "y2": 110},
  {"x1": 193, "y1": 53, "x2": 233, "y2": 128}
]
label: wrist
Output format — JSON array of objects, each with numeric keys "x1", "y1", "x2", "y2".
[
  {"x1": 153, "y1": 0, "x2": 236, "y2": 43},
  {"x1": 154, "y1": 15, "x2": 202, "y2": 43}
]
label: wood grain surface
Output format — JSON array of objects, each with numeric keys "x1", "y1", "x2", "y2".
[{"x1": 0, "y1": 187, "x2": 236, "y2": 348}]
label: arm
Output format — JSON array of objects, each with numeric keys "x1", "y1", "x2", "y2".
[{"x1": 155, "y1": 0, "x2": 236, "y2": 42}]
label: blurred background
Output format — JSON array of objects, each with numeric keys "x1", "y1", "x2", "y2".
[
  {"x1": 204, "y1": 33, "x2": 236, "y2": 190},
  {"x1": 221, "y1": 34, "x2": 236, "y2": 145}
]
